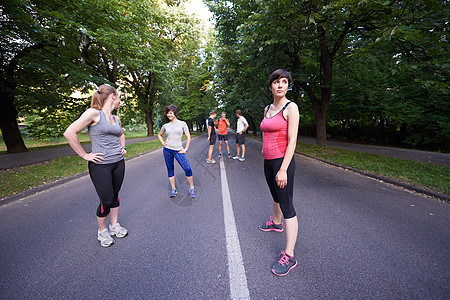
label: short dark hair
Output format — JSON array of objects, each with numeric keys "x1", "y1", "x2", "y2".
[
  {"x1": 210, "y1": 110, "x2": 217, "y2": 116},
  {"x1": 164, "y1": 104, "x2": 179, "y2": 116},
  {"x1": 268, "y1": 69, "x2": 292, "y2": 88},
  {"x1": 236, "y1": 109, "x2": 242, "y2": 116}
]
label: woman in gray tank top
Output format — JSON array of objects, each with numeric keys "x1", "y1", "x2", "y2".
[{"x1": 64, "y1": 84, "x2": 128, "y2": 247}]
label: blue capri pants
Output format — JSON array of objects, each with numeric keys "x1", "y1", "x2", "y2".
[{"x1": 163, "y1": 147, "x2": 193, "y2": 177}]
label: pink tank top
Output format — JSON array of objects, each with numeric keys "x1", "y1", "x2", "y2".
[{"x1": 260, "y1": 102, "x2": 291, "y2": 160}]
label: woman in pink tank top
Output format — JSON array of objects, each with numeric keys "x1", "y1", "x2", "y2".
[{"x1": 259, "y1": 69, "x2": 300, "y2": 276}]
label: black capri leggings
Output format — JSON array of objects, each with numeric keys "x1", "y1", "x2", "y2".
[
  {"x1": 88, "y1": 159, "x2": 125, "y2": 218},
  {"x1": 264, "y1": 157, "x2": 296, "y2": 219}
]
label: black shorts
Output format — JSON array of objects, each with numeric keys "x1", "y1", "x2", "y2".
[
  {"x1": 264, "y1": 157, "x2": 296, "y2": 219},
  {"x1": 88, "y1": 159, "x2": 125, "y2": 218},
  {"x1": 209, "y1": 135, "x2": 216, "y2": 145},
  {"x1": 236, "y1": 132, "x2": 246, "y2": 144},
  {"x1": 218, "y1": 134, "x2": 228, "y2": 141}
]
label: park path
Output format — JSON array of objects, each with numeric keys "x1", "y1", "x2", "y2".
[
  {"x1": 299, "y1": 136, "x2": 450, "y2": 167},
  {"x1": 1, "y1": 133, "x2": 449, "y2": 299},
  {"x1": 0, "y1": 136, "x2": 158, "y2": 170}
]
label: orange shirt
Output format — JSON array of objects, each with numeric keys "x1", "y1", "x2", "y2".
[{"x1": 215, "y1": 118, "x2": 229, "y2": 135}]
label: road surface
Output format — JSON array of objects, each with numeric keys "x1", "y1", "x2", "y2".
[{"x1": 1, "y1": 134, "x2": 449, "y2": 299}]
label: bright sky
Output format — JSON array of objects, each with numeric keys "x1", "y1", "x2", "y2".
[{"x1": 186, "y1": 0, "x2": 214, "y2": 28}]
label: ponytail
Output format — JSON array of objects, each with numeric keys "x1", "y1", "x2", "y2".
[{"x1": 91, "y1": 84, "x2": 117, "y2": 109}]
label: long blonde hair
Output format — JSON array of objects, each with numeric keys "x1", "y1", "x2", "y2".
[{"x1": 91, "y1": 84, "x2": 117, "y2": 109}]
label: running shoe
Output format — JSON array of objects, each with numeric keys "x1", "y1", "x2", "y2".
[
  {"x1": 206, "y1": 158, "x2": 216, "y2": 164},
  {"x1": 189, "y1": 187, "x2": 196, "y2": 198},
  {"x1": 239, "y1": 157, "x2": 246, "y2": 161},
  {"x1": 259, "y1": 216, "x2": 284, "y2": 232},
  {"x1": 271, "y1": 251, "x2": 297, "y2": 276},
  {"x1": 232, "y1": 156, "x2": 240, "y2": 160},
  {"x1": 228, "y1": 153, "x2": 232, "y2": 158},
  {"x1": 170, "y1": 188, "x2": 178, "y2": 197},
  {"x1": 97, "y1": 229, "x2": 114, "y2": 247},
  {"x1": 218, "y1": 154, "x2": 222, "y2": 159},
  {"x1": 109, "y1": 223, "x2": 128, "y2": 238}
]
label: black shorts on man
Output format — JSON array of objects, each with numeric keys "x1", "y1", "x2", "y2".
[
  {"x1": 209, "y1": 135, "x2": 216, "y2": 145},
  {"x1": 218, "y1": 134, "x2": 228, "y2": 141},
  {"x1": 236, "y1": 132, "x2": 246, "y2": 144}
]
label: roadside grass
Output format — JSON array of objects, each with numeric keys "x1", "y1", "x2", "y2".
[
  {"x1": 0, "y1": 139, "x2": 162, "y2": 199},
  {"x1": 0, "y1": 130, "x2": 149, "y2": 153},
  {"x1": 250, "y1": 135, "x2": 450, "y2": 195},
  {"x1": 1, "y1": 133, "x2": 447, "y2": 199}
]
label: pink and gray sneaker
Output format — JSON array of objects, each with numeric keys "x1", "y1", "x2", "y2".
[
  {"x1": 271, "y1": 251, "x2": 297, "y2": 276},
  {"x1": 259, "y1": 216, "x2": 284, "y2": 232}
]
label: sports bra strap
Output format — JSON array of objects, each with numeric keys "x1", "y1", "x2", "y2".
[{"x1": 282, "y1": 101, "x2": 291, "y2": 111}]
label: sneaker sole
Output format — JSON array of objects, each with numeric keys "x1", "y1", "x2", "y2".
[
  {"x1": 110, "y1": 232, "x2": 128, "y2": 238},
  {"x1": 271, "y1": 261, "x2": 298, "y2": 276},
  {"x1": 98, "y1": 237, "x2": 114, "y2": 247},
  {"x1": 258, "y1": 226, "x2": 284, "y2": 232}
]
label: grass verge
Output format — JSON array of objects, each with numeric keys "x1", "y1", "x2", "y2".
[
  {"x1": 0, "y1": 130, "x2": 150, "y2": 154},
  {"x1": 250, "y1": 136, "x2": 449, "y2": 196},
  {"x1": 0, "y1": 139, "x2": 162, "y2": 199}
]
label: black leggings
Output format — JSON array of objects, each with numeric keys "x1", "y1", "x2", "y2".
[
  {"x1": 264, "y1": 157, "x2": 296, "y2": 219},
  {"x1": 88, "y1": 159, "x2": 125, "y2": 218}
]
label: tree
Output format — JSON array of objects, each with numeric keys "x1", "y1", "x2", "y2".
[
  {"x1": 0, "y1": 0, "x2": 106, "y2": 152},
  {"x1": 207, "y1": 0, "x2": 400, "y2": 146}
]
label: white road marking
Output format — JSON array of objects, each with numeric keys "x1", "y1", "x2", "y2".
[{"x1": 220, "y1": 158, "x2": 250, "y2": 300}]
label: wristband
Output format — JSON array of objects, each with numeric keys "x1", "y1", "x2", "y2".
[{"x1": 121, "y1": 146, "x2": 126, "y2": 150}]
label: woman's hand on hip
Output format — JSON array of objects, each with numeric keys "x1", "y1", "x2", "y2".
[
  {"x1": 83, "y1": 152, "x2": 105, "y2": 163},
  {"x1": 178, "y1": 148, "x2": 187, "y2": 154}
]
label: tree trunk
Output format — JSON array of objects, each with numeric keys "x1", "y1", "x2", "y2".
[
  {"x1": 246, "y1": 115, "x2": 258, "y2": 135},
  {"x1": 315, "y1": 25, "x2": 334, "y2": 147},
  {"x1": 0, "y1": 79, "x2": 28, "y2": 153},
  {"x1": 145, "y1": 110, "x2": 154, "y2": 136},
  {"x1": 313, "y1": 101, "x2": 328, "y2": 147}
]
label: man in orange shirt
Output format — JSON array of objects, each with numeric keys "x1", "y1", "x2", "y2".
[{"x1": 215, "y1": 111, "x2": 231, "y2": 158}]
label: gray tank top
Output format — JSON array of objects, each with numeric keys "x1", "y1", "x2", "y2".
[{"x1": 88, "y1": 110, "x2": 123, "y2": 164}]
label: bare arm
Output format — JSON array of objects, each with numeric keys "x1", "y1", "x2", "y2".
[
  {"x1": 275, "y1": 103, "x2": 299, "y2": 188},
  {"x1": 243, "y1": 122, "x2": 249, "y2": 132},
  {"x1": 116, "y1": 117, "x2": 127, "y2": 156},
  {"x1": 179, "y1": 128, "x2": 191, "y2": 153},
  {"x1": 158, "y1": 130, "x2": 167, "y2": 147},
  {"x1": 64, "y1": 109, "x2": 104, "y2": 163},
  {"x1": 207, "y1": 124, "x2": 212, "y2": 141}
]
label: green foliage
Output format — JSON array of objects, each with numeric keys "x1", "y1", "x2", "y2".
[
  {"x1": 1, "y1": 0, "x2": 216, "y2": 147},
  {"x1": 207, "y1": 0, "x2": 449, "y2": 150}
]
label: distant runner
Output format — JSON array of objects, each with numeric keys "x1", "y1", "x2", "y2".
[
  {"x1": 232, "y1": 109, "x2": 249, "y2": 162},
  {"x1": 214, "y1": 111, "x2": 232, "y2": 158},
  {"x1": 206, "y1": 110, "x2": 217, "y2": 164}
]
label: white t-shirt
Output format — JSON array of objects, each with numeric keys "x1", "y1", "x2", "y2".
[
  {"x1": 236, "y1": 116, "x2": 248, "y2": 133},
  {"x1": 160, "y1": 120, "x2": 189, "y2": 150}
]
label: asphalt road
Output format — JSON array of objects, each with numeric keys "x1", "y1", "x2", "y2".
[{"x1": 1, "y1": 134, "x2": 449, "y2": 299}]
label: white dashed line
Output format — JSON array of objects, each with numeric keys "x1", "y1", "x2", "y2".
[{"x1": 220, "y1": 158, "x2": 250, "y2": 300}]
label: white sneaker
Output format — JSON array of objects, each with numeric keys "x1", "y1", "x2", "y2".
[
  {"x1": 232, "y1": 156, "x2": 240, "y2": 160},
  {"x1": 218, "y1": 154, "x2": 222, "y2": 159},
  {"x1": 109, "y1": 223, "x2": 128, "y2": 238},
  {"x1": 239, "y1": 157, "x2": 246, "y2": 161},
  {"x1": 98, "y1": 229, "x2": 114, "y2": 247},
  {"x1": 206, "y1": 158, "x2": 216, "y2": 164}
]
